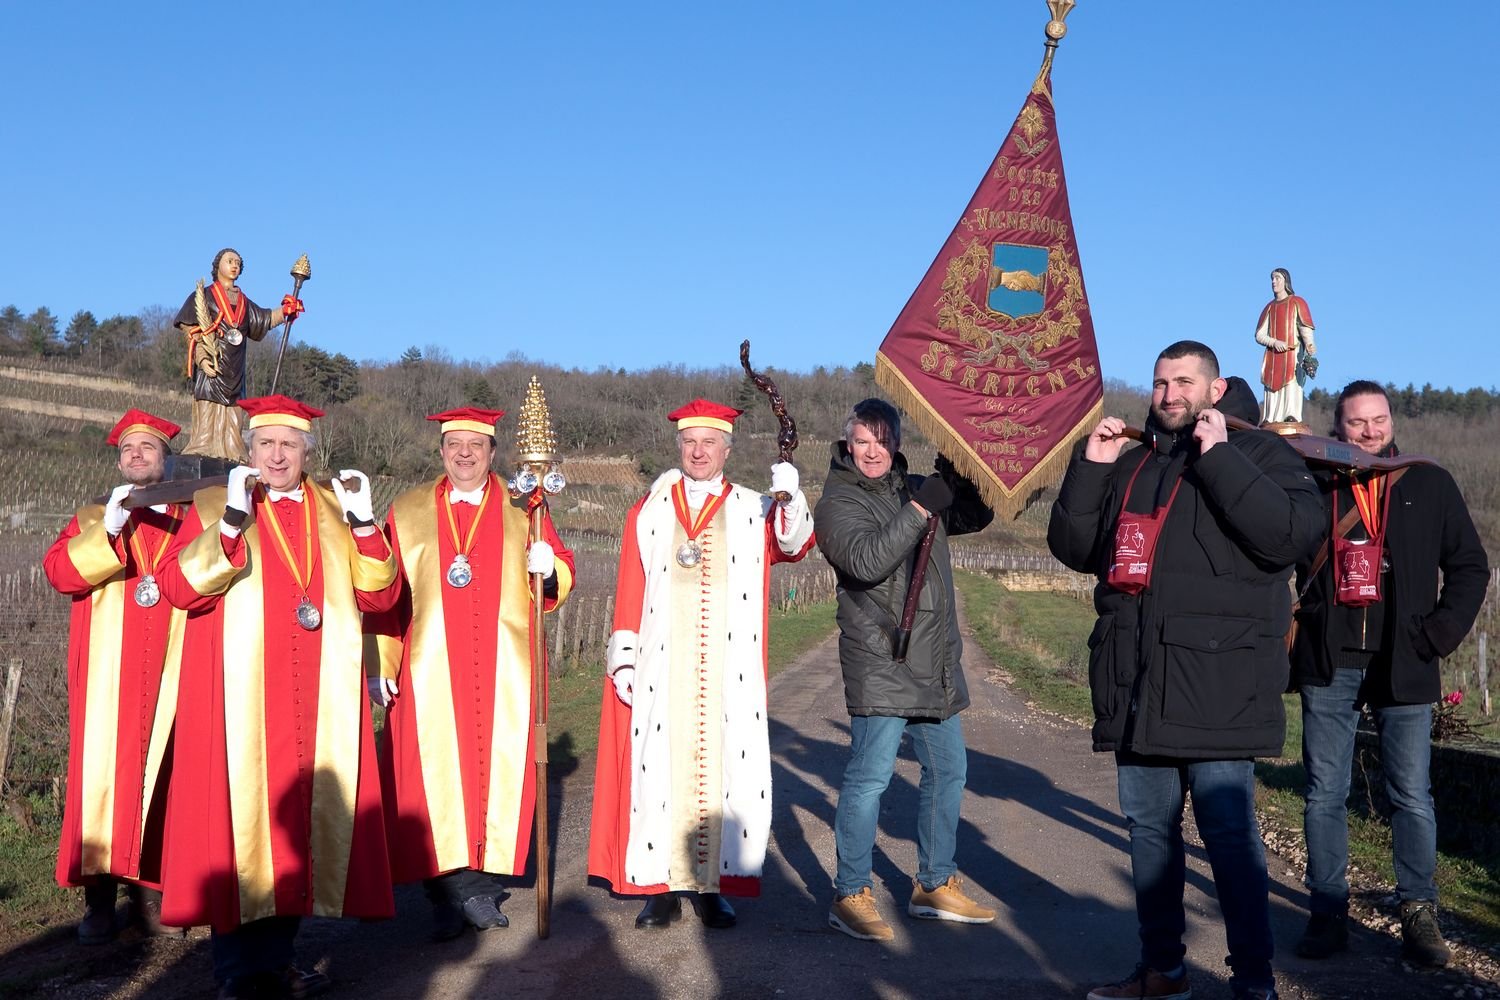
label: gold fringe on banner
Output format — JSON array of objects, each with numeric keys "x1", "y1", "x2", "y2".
[{"x1": 875, "y1": 351, "x2": 1101, "y2": 520}]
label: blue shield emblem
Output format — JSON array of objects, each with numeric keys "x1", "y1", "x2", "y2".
[{"x1": 987, "y1": 243, "x2": 1049, "y2": 320}]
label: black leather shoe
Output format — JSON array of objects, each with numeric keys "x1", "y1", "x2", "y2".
[
  {"x1": 1295, "y1": 911, "x2": 1348, "y2": 959},
  {"x1": 461, "y1": 895, "x2": 508, "y2": 930},
  {"x1": 695, "y1": 892, "x2": 736, "y2": 929},
  {"x1": 431, "y1": 899, "x2": 466, "y2": 941},
  {"x1": 634, "y1": 892, "x2": 681, "y2": 929}
]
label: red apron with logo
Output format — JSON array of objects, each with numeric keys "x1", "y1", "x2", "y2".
[
  {"x1": 1332, "y1": 474, "x2": 1391, "y2": 607},
  {"x1": 1108, "y1": 452, "x2": 1185, "y2": 596}
]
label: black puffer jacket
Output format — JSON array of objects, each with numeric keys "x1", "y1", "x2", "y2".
[
  {"x1": 814, "y1": 444, "x2": 993, "y2": 719},
  {"x1": 1047, "y1": 377, "x2": 1325, "y2": 757},
  {"x1": 1291, "y1": 446, "x2": 1489, "y2": 704}
]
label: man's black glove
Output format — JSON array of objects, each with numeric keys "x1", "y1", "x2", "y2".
[{"x1": 912, "y1": 476, "x2": 953, "y2": 515}]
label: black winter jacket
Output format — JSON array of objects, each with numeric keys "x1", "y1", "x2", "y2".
[
  {"x1": 1047, "y1": 379, "x2": 1325, "y2": 757},
  {"x1": 814, "y1": 444, "x2": 993, "y2": 719},
  {"x1": 1290, "y1": 446, "x2": 1488, "y2": 704}
]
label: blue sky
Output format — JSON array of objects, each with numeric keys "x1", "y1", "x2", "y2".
[{"x1": 2, "y1": 2, "x2": 1495, "y2": 392}]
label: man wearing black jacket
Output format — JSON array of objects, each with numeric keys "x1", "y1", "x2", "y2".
[
  {"x1": 1049, "y1": 341, "x2": 1323, "y2": 1000},
  {"x1": 1290, "y1": 381, "x2": 1488, "y2": 968}
]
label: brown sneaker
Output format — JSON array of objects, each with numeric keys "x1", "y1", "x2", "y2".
[
  {"x1": 906, "y1": 875, "x2": 996, "y2": 924},
  {"x1": 829, "y1": 887, "x2": 894, "y2": 941},
  {"x1": 1087, "y1": 964, "x2": 1192, "y2": 1000}
]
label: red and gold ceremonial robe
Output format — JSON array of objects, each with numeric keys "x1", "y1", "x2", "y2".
[
  {"x1": 364, "y1": 475, "x2": 575, "y2": 882},
  {"x1": 43, "y1": 504, "x2": 186, "y2": 889},
  {"x1": 588, "y1": 471, "x2": 815, "y2": 896},
  {"x1": 1257, "y1": 294, "x2": 1315, "y2": 393},
  {"x1": 153, "y1": 480, "x2": 399, "y2": 933}
]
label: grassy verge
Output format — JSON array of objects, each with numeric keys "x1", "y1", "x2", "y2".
[
  {"x1": 0, "y1": 797, "x2": 69, "y2": 946},
  {"x1": 955, "y1": 569, "x2": 1500, "y2": 946}
]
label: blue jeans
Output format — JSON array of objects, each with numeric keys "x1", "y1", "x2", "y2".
[
  {"x1": 1116, "y1": 753, "x2": 1274, "y2": 993},
  {"x1": 1302, "y1": 667, "x2": 1436, "y2": 913},
  {"x1": 833, "y1": 713, "x2": 967, "y2": 897}
]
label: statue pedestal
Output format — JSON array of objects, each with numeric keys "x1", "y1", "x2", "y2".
[
  {"x1": 1261, "y1": 420, "x2": 1312, "y2": 437},
  {"x1": 168, "y1": 454, "x2": 239, "y2": 480}
]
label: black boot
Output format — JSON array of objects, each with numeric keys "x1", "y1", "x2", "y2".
[
  {"x1": 634, "y1": 892, "x2": 681, "y2": 929},
  {"x1": 125, "y1": 884, "x2": 185, "y2": 938},
  {"x1": 78, "y1": 879, "x2": 117, "y2": 945},
  {"x1": 695, "y1": 892, "x2": 736, "y2": 929},
  {"x1": 1400, "y1": 900, "x2": 1452, "y2": 967},
  {"x1": 1294, "y1": 911, "x2": 1348, "y2": 959}
]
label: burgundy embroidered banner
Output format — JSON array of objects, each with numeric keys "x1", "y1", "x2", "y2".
[{"x1": 875, "y1": 56, "x2": 1101, "y2": 519}]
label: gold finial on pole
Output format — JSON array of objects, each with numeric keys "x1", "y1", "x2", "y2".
[
  {"x1": 290, "y1": 254, "x2": 312, "y2": 282},
  {"x1": 1037, "y1": 0, "x2": 1077, "y2": 83},
  {"x1": 515, "y1": 375, "x2": 559, "y2": 464}
]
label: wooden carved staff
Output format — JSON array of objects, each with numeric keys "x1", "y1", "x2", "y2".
[{"x1": 739, "y1": 340, "x2": 798, "y2": 500}]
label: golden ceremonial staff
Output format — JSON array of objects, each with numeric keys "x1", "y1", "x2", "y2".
[
  {"x1": 512, "y1": 376, "x2": 566, "y2": 939},
  {"x1": 269, "y1": 254, "x2": 312, "y2": 394}
]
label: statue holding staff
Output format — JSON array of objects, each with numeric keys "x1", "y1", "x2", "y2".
[{"x1": 173, "y1": 248, "x2": 306, "y2": 463}]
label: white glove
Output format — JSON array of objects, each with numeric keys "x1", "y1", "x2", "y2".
[
  {"x1": 226, "y1": 466, "x2": 259, "y2": 516},
  {"x1": 333, "y1": 469, "x2": 375, "y2": 524},
  {"x1": 527, "y1": 540, "x2": 555, "y2": 577},
  {"x1": 103, "y1": 484, "x2": 133, "y2": 536},
  {"x1": 611, "y1": 667, "x2": 634, "y2": 706},
  {"x1": 769, "y1": 461, "x2": 799, "y2": 498},
  {"x1": 367, "y1": 676, "x2": 398, "y2": 707}
]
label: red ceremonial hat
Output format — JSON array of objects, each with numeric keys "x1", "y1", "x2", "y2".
[
  {"x1": 106, "y1": 408, "x2": 181, "y2": 447},
  {"x1": 426, "y1": 407, "x2": 506, "y2": 436},
  {"x1": 667, "y1": 399, "x2": 743, "y2": 433},
  {"x1": 237, "y1": 395, "x2": 325, "y2": 432}
]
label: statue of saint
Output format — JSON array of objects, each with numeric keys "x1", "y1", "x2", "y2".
[
  {"x1": 1254, "y1": 267, "x2": 1317, "y2": 425},
  {"x1": 172, "y1": 248, "x2": 303, "y2": 462}
]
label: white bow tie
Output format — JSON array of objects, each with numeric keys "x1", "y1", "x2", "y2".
[
  {"x1": 268, "y1": 488, "x2": 304, "y2": 503},
  {"x1": 449, "y1": 486, "x2": 486, "y2": 506},
  {"x1": 683, "y1": 475, "x2": 725, "y2": 507}
]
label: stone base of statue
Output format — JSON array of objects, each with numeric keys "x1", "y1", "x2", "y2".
[
  {"x1": 1261, "y1": 420, "x2": 1312, "y2": 437},
  {"x1": 167, "y1": 453, "x2": 239, "y2": 480}
]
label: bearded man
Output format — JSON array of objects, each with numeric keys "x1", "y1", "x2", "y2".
[
  {"x1": 44, "y1": 409, "x2": 189, "y2": 943},
  {"x1": 1048, "y1": 341, "x2": 1324, "y2": 1000}
]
